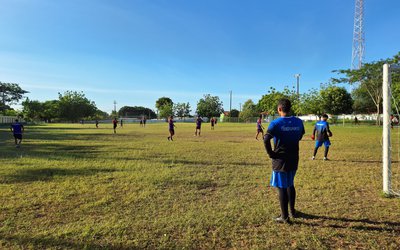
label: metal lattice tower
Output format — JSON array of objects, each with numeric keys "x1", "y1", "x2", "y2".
[{"x1": 351, "y1": 0, "x2": 365, "y2": 70}]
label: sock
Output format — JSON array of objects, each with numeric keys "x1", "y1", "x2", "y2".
[
  {"x1": 313, "y1": 148, "x2": 318, "y2": 157},
  {"x1": 324, "y1": 147, "x2": 329, "y2": 158},
  {"x1": 278, "y1": 188, "x2": 289, "y2": 219},
  {"x1": 287, "y1": 186, "x2": 296, "y2": 215}
]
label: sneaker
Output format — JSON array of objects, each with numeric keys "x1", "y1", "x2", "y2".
[
  {"x1": 167, "y1": 137, "x2": 170, "y2": 141},
  {"x1": 312, "y1": 156, "x2": 315, "y2": 160},
  {"x1": 323, "y1": 157, "x2": 329, "y2": 161},
  {"x1": 274, "y1": 216, "x2": 291, "y2": 224},
  {"x1": 289, "y1": 210, "x2": 297, "y2": 218}
]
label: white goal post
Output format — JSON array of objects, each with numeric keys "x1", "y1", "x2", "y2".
[{"x1": 383, "y1": 63, "x2": 400, "y2": 196}]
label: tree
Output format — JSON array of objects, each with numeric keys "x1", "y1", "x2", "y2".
[
  {"x1": 158, "y1": 103, "x2": 173, "y2": 119},
  {"x1": 196, "y1": 94, "x2": 224, "y2": 118},
  {"x1": 58, "y1": 91, "x2": 97, "y2": 122},
  {"x1": 300, "y1": 88, "x2": 323, "y2": 117},
  {"x1": 156, "y1": 97, "x2": 173, "y2": 119},
  {"x1": 257, "y1": 87, "x2": 288, "y2": 116},
  {"x1": 351, "y1": 87, "x2": 377, "y2": 114},
  {"x1": 42, "y1": 100, "x2": 60, "y2": 122},
  {"x1": 118, "y1": 106, "x2": 157, "y2": 118},
  {"x1": 0, "y1": 82, "x2": 28, "y2": 114},
  {"x1": 320, "y1": 85, "x2": 353, "y2": 115},
  {"x1": 22, "y1": 98, "x2": 44, "y2": 121},
  {"x1": 239, "y1": 100, "x2": 258, "y2": 121},
  {"x1": 230, "y1": 109, "x2": 240, "y2": 118},
  {"x1": 332, "y1": 52, "x2": 400, "y2": 124},
  {"x1": 173, "y1": 102, "x2": 191, "y2": 119}
]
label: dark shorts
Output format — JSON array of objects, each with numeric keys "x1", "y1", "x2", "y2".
[
  {"x1": 113, "y1": 125, "x2": 117, "y2": 129},
  {"x1": 169, "y1": 129, "x2": 175, "y2": 134},
  {"x1": 257, "y1": 128, "x2": 263, "y2": 133},
  {"x1": 14, "y1": 134, "x2": 22, "y2": 140},
  {"x1": 196, "y1": 126, "x2": 201, "y2": 130}
]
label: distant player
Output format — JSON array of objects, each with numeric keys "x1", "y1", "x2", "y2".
[
  {"x1": 264, "y1": 99, "x2": 305, "y2": 223},
  {"x1": 143, "y1": 117, "x2": 147, "y2": 127},
  {"x1": 113, "y1": 118, "x2": 118, "y2": 133},
  {"x1": 311, "y1": 114, "x2": 333, "y2": 160},
  {"x1": 10, "y1": 119, "x2": 24, "y2": 148},
  {"x1": 167, "y1": 116, "x2": 176, "y2": 141},
  {"x1": 120, "y1": 119, "x2": 123, "y2": 127},
  {"x1": 95, "y1": 120, "x2": 99, "y2": 128},
  {"x1": 256, "y1": 114, "x2": 265, "y2": 140},
  {"x1": 210, "y1": 117, "x2": 215, "y2": 130},
  {"x1": 195, "y1": 116, "x2": 204, "y2": 136}
]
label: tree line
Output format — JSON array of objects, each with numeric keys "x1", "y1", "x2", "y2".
[{"x1": 1, "y1": 52, "x2": 399, "y2": 123}]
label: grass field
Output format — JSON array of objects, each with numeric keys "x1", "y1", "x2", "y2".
[{"x1": 0, "y1": 122, "x2": 399, "y2": 249}]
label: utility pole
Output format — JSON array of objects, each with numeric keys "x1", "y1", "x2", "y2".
[
  {"x1": 229, "y1": 91, "x2": 232, "y2": 122},
  {"x1": 113, "y1": 100, "x2": 117, "y2": 115},
  {"x1": 239, "y1": 103, "x2": 242, "y2": 112},
  {"x1": 294, "y1": 74, "x2": 301, "y2": 98}
]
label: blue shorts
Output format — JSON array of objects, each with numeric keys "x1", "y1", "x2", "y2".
[
  {"x1": 315, "y1": 140, "x2": 331, "y2": 148},
  {"x1": 270, "y1": 170, "x2": 296, "y2": 188}
]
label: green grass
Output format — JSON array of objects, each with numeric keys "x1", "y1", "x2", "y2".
[{"x1": 0, "y1": 122, "x2": 399, "y2": 249}]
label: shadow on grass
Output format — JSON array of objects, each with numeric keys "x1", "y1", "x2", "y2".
[
  {"x1": 0, "y1": 233, "x2": 133, "y2": 250},
  {"x1": 0, "y1": 167, "x2": 117, "y2": 183},
  {"x1": 295, "y1": 211, "x2": 400, "y2": 232}
]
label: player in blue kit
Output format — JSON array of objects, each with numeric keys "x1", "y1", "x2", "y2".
[
  {"x1": 264, "y1": 99, "x2": 305, "y2": 223},
  {"x1": 311, "y1": 114, "x2": 332, "y2": 160},
  {"x1": 10, "y1": 119, "x2": 25, "y2": 148},
  {"x1": 194, "y1": 116, "x2": 203, "y2": 136}
]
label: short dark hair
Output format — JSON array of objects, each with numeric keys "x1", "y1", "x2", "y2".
[
  {"x1": 278, "y1": 98, "x2": 291, "y2": 113},
  {"x1": 322, "y1": 114, "x2": 328, "y2": 119},
  {"x1": 15, "y1": 119, "x2": 19, "y2": 122}
]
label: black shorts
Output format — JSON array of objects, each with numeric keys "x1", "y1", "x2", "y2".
[
  {"x1": 14, "y1": 134, "x2": 22, "y2": 140},
  {"x1": 196, "y1": 126, "x2": 201, "y2": 130},
  {"x1": 169, "y1": 129, "x2": 175, "y2": 134},
  {"x1": 257, "y1": 128, "x2": 263, "y2": 133}
]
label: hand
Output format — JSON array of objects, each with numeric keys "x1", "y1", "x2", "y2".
[{"x1": 328, "y1": 131, "x2": 332, "y2": 137}]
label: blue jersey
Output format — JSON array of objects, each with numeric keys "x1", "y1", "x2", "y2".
[
  {"x1": 314, "y1": 120, "x2": 331, "y2": 142},
  {"x1": 11, "y1": 123, "x2": 24, "y2": 134},
  {"x1": 267, "y1": 116, "x2": 305, "y2": 172}
]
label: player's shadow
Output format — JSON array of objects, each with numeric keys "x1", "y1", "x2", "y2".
[
  {"x1": 0, "y1": 232, "x2": 132, "y2": 250},
  {"x1": 0, "y1": 167, "x2": 117, "y2": 183},
  {"x1": 294, "y1": 211, "x2": 400, "y2": 232}
]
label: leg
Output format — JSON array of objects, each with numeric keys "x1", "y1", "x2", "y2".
[
  {"x1": 313, "y1": 147, "x2": 318, "y2": 157},
  {"x1": 324, "y1": 146, "x2": 330, "y2": 158},
  {"x1": 198, "y1": 129, "x2": 201, "y2": 136},
  {"x1": 287, "y1": 186, "x2": 296, "y2": 216},
  {"x1": 277, "y1": 188, "x2": 289, "y2": 219},
  {"x1": 255, "y1": 131, "x2": 259, "y2": 140}
]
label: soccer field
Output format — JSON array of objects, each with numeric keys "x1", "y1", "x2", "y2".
[{"x1": 0, "y1": 122, "x2": 399, "y2": 249}]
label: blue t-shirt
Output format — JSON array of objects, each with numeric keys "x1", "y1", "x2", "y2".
[
  {"x1": 314, "y1": 120, "x2": 330, "y2": 142},
  {"x1": 267, "y1": 116, "x2": 305, "y2": 172},
  {"x1": 11, "y1": 123, "x2": 24, "y2": 134}
]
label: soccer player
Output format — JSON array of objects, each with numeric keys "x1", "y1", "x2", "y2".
[
  {"x1": 167, "y1": 116, "x2": 176, "y2": 141},
  {"x1": 10, "y1": 119, "x2": 25, "y2": 148},
  {"x1": 210, "y1": 117, "x2": 215, "y2": 130},
  {"x1": 95, "y1": 120, "x2": 99, "y2": 128},
  {"x1": 113, "y1": 118, "x2": 118, "y2": 133},
  {"x1": 194, "y1": 116, "x2": 204, "y2": 136},
  {"x1": 264, "y1": 98, "x2": 305, "y2": 223},
  {"x1": 143, "y1": 117, "x2": 147, "y2": 127},
  {"x1": 311, "y1": 114, "x2": 333, "y2": 160},
  {"x1": 120, "y1": 119, "x2": 123, "y2": 127},
  {"x1": 256, "y1": 114, "x2": 265, "y2": 140}
]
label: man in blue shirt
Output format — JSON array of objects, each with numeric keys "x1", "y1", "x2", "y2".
[
  {"x1": 311, "y1": 114, "x2": 332, "y2": 160},
  {"x1": 10, "y1": 119, "x2": 25, "y2": 148},
  {"x1": 264, "y1": 99, "x2": 305, "y2": 223}
]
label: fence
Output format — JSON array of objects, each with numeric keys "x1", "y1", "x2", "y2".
[{"x1": 0, "y1": 116, "x2": 23, "y2": 124}]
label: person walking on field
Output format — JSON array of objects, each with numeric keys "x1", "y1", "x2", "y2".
[
  {"x1": 311, "y1": 114, "x2": 333, "y2": 160},
  {"x1": 10, "y1": 119, "x2": 25, "y2": 148},
  {"x1": 256, "y1": 114, "x2": 265, "y2": 140},
  {"x1": 113, "y1": 118, "x2": 118, "y2": 134},
  {"x1": 95, "y1": 120, "x2": 99, "y2": 128},
  {"x1": 194, "y1": 115, "x2": 204, "y2": 136},
  {"x1": 120, "y1": 119, "x2": 123, "y2": 127},
  {"x1": 210, "y1": 117, "x2": 215, "y2": 130},
  {"x1": 264, "y1": 98, "x2": 305, "y2": 223},
  {"x1": 167, "y1": 116, "x2": 176, "y2": 141}
]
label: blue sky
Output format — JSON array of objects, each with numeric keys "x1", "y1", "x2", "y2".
[{"x1": 1, "y1": 0, "x2": 399, "y2": 114}]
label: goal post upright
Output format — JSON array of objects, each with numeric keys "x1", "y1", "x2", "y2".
[{"x1": 382, "y1": 63, "x2": 391, "y2": 195}]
